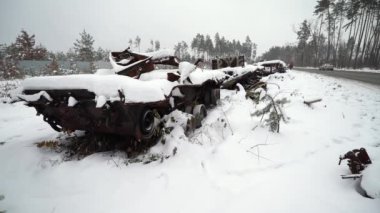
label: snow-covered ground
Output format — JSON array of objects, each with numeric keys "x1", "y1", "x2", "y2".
[{"x1": 0, "y1": 70, "x2": 379, "y2": 212}]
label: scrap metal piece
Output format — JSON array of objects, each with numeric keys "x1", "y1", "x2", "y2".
[
  {"x1": 341, "y1": 174, "x2": 363, "y2": 180},
  {"x1": 339, "y1": 148, "x2": 372, "y2": 175},
  {"x1": 111, "y1": 48, "x2": 179, "y2": 77}
]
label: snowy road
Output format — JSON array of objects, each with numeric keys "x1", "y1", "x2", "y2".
[
  {"x1": 295, "y1": 67, "x2": 380, "y2": 86},
  {"x1": 0, "y1": 71, "x2": 379, "y2": 212}
]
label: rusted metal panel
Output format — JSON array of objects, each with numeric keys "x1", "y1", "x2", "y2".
[
  {"x1": 170, "y1": 80, "x2": 220, "y2": 110},
  {"x1": 27, "y1": 90, "x2": 170, "y2": 140},
  {"x1": 211, "y1": 56, "x2": 244, "y2": 69},
  {"x1": 111, "y1": 48, "x2": 179, "y2": 77},
  {"x1": 221, "y1": 71, "x2": 262, "y2": 90}
]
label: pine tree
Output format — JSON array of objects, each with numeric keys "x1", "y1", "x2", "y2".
[
  {"x1": 155, "y1": 40, "x2": 160, "y2": 51},
  {"x1": 15, "y1": 30, "x2": 35, "y2": 60},
  {"x1": 297, "y1": 20, "x2": 311, "y2": 66},
  {"x1": 0, "y1": 58, "x2": 22, "y2": 79},
  {"x1": 205, "y1": 35, "x2": 214, "y2": 58},
  {"x1": 73, "y1": 30, "x2": 95, "y2": 61},
  {"x1": 134, "y1": 36, "x2": 141, "y2": 52},
  {"x1": 314, "y1": 0, "x2": 334, "y2": 62},
  {"x1": 0, "y1": 44, "x2": 6, "y2": 59},
  {"x1": 243, "y1": 36, "x2": 253, "y2": 60},
  {"x1": 214, "y1": 33, "x2": 221, "y2": 56},
  {"x1": 128, "y1": 39, "x2": 133, "y2": 49},
  {"x1": 95, "y1": 47, "x2": 107, "y2": 61},
  {"x1": 32, "y1": 44, "x2": 48, "y2": 60},
  {"x1": 66, "y1": 48, "x2": 77, "y2": 61},
  {"x1": 55, "y1": 51, "x2": 67, "y2": 61},
  {"x1": 43, "y1": 56, "x2": 60, "y2": 75},
  {"x1": 6, "y1": 30, "x2": 47, "y2": 60}
]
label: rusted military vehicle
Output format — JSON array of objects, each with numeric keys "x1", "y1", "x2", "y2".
[{"x1": 18, "y1": 49, "x2": 222, "y2": 145}]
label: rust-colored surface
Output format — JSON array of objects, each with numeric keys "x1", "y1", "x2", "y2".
[
  {"x1": 23, "y1": 79, "x2": 220, "y2": 141},
  {"x1": 111, "y1": 48, "x2": 179, "y2": 77}
]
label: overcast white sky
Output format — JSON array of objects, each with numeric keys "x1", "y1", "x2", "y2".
[{"x1": 0, "y1": 0, "x2": 317, "y2": 55}]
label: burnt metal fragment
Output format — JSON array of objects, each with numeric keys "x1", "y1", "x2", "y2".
[{"x1": 339, "y1": 148, "x2": 372, "y2": 175}]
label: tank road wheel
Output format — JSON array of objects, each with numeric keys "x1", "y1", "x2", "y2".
[
  {"x1": 193, "y1": 104, "x2": 207, "y2": 128},
  {"x1": 140, "y1": 109, "x2": 155, "y2": 140}
]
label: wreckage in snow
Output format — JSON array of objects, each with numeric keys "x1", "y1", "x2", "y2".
[
  {"x1": 109, "y1": 48, "x2": 180, "y2": 77},
  {"x1": 257, "y1": 60, "x2": 287, "y2": 73},
  {"x1": 18, "y1": 49, "x2": 263, "y2": 144}
]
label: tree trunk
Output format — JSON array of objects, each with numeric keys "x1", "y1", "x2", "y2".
[
  {"x1": 349, "y1": 14, "x2": 364, "y2": 67},
  {"x1": 327, "y1": 7, "x2": 331, "y2": 62},
  {"x1": 354, "y1": 9, "x2": 370, "y2": 68},
  {"x1": 360, "y1": 10, "x2": 373, "y2": 65},
  {"x1": 316, "y1": 15, "x2": 324, "y2": 66},
  {"x1": 335, "y1": 12, "x2": 344, "y2": 67}
]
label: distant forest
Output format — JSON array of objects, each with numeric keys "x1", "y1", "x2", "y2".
[
  {"x1": 260, "y1": 0, "x2": 380, "y2": 69},
  {"x1": 0, "y1": 30, "x2": 256, "y2": 79}
]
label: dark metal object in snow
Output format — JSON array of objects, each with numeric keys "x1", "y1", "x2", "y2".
[
  {"x1": 339, "y1": 148, "x2": 372, "y2": 175},
  {"x1": 221, "y1": 70, "x2": 262, "y2": 90},
  {"x1": 260, "y1": 62, "x2": 286, "y2": 73},
  {"x1": 303, "y1": 98, "x2": 322, "y2": 106},
  {"x1": 211, "y1": 56, "x2": 244, "y2": 70}
]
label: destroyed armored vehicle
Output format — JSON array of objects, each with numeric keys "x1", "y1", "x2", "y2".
[
  {"x1": 18, "y1": 49, "x2": 262, "y2": 144},
  {"x1": 19, "y1": 49, "x2": 221, "y2": 143},
  {"x1": 257, "y1": 60, "x2": 287, "y2": 73}
]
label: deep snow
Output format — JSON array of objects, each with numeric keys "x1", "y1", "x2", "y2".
[{"x1": 0, "y1": 70, "x2": 379, "y2": 213}]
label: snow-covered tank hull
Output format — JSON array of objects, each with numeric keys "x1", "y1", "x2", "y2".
[
  {"x1": 24, "y1": 89, "x2": 170, "y2": 141},
  {"x1": 20, "y1": 74, "x2": 220, "y2": 142}
]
